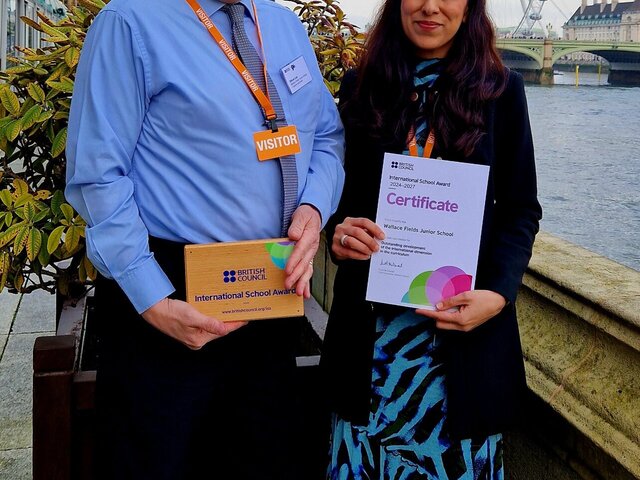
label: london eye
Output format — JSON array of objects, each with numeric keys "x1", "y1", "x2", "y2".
[{"x1": 510, "y1": 0, "x2": 570, "y2": 38}]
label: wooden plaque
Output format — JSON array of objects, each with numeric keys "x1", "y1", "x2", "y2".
[{"x1": 184, "y1": 238, "x2": 304, "y2": 322}]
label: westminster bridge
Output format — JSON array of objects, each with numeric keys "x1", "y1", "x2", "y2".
[{"x1": 497, "y1": 38, "x2": 640, "y2": 85}]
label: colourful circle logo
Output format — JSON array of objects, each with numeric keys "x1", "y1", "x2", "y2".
[
  {"x1": 402, "y1": 266, "x2": 472, "y2": 306},
  {"x1": 264, "y1": 241, "x2": 295, "y2": 270}
]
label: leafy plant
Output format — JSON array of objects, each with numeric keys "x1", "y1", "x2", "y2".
[
  {"x1": 0, "y1": 0, "x2": 105, "y2": 296},
  {"x1": 286, "y1": 0, "x2": 365, "y2": 95}
]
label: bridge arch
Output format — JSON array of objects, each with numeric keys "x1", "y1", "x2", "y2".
[
  {"x1": 497, "y1": 44, "x2": 543, "y2": 69},
  {"x1": 551, "y1": 44, "x2": 640, "y2": 65}
]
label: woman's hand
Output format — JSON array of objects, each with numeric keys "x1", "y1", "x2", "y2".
[
  {"x1": 332, "y1": 217, "x2": 385, "y2": 261},
  {"x1": 416, "y1": 290, "x2": 507, "y2": 332}
]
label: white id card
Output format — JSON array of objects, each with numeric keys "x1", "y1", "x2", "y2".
[{"x1": 281, "y1": 56, "x2": 312, "y2": 94}]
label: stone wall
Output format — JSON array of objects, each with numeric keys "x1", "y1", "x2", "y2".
[
  {"x1": 513, "y1": 232, "x2": 640, "y2": 479},
  {"x1": 311, "y1": 231, "x2": 640, "y2": 479}
]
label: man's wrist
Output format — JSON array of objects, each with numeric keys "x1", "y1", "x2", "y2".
[
  {"x1": 300, "y1": 203, "x2": 322, "y2": 224},
  {"x1": 142, "y1": 297, "x2": 168, "y2": 321}
]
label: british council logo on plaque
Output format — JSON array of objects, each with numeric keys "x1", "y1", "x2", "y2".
[{"x1": 223, "y1": 270, "x2": 237, "y2": 283}]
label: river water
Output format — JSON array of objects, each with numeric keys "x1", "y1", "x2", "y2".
[{"x1": 524, "y1": 72, "x2": 639, "y2": 271}]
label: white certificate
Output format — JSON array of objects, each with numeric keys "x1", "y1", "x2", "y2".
[{"x1": 366, "y1": 153, "x2": 489, "y2": 310}]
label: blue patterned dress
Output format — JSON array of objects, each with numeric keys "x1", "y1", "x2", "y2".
[
  {"x1": 328, "y1": 60, "x2": 504, "y2": 480},
  {"x1": 328, "y1": 312, "x2": 503, "y2": 479}
]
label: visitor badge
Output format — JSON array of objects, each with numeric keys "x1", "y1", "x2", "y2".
[
  {"x1": 281, "y1": 56, "x2": 312, "y2": 94},
  {"x1": 253, "y1": 125, "x2": 301, "y2": 161}
]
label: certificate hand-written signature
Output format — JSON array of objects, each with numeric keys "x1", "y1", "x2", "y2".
[{"x1": 380, "y1": 259, "x2": 403, "y2": 268}]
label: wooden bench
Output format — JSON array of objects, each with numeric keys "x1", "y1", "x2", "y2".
[{"x1": 33, "y1": 294, "x2": 96, "y2": 480}]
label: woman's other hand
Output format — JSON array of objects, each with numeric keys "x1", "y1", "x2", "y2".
[
  {"x1": 416, "y1": 290, "x2": 507, "y2": 332},
  {"x1": 332, "y1": 217, "x2": 386, "y2": 261}
]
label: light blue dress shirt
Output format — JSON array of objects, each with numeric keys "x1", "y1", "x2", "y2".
[{"x1": 65, "y1": 0, "x2": 345, "y2": 314}]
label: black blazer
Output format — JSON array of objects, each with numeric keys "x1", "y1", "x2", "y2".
[{"x1": 320, "y1": 69, "x2": 543, "y2": 439}]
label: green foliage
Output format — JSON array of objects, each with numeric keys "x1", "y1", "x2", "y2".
[
  {"x1": 286, "y1": 0, "x2": 365, "y2": 96},
  {"x1": 0, "y1": 0, "x2": 106, "y2": 295}
]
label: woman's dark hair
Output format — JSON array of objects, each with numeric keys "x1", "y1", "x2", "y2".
[{"x1": 347, "y1": 0, "x2": 507, "y2": 157}]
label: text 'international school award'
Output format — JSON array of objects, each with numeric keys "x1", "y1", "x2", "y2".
[{"x1": 185, "y1": 238, "x2": 303, "y2": 321}]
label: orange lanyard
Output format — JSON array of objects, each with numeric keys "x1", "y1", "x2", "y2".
[
  {"x1": 407, "y1": 126, "x2": 436, "y2": 158},
  {"x1": 186, "y1": 0, "x2": 278, "y2": 130}
]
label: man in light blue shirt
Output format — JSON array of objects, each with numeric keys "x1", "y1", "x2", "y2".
[{"x1": 66, "y1": 0, "x2": 344, "y2": 477}]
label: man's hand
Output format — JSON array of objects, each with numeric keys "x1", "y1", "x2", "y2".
[
  {"x1": 331, "y1": 217, "x2": 385, "y2": 261},
  {"x1": 285, "y1": 204, "x2": 322, "y2": 298},
  {"x1": 142, "y1": 298, "x2": 247, "y2": 350},
  {"x1": 416, "y1": 290, "x2": 507, "y2": 332}
]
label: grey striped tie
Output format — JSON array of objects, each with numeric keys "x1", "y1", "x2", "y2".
[{"x1": 222, "y1": 2, "x2": 298, "y2": 236}]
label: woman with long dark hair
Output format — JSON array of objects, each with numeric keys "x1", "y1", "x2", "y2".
[{"x1": 321, "y1": 0, "x2": 542, "y2": 477}]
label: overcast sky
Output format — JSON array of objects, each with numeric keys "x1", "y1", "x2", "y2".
[{"x1": 279, "y1": 0, "x2": 585, "y2": 36}]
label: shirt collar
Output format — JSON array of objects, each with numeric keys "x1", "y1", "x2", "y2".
[{"x1": 208, "y1": 0, "x2": 257, "y2": 23}]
